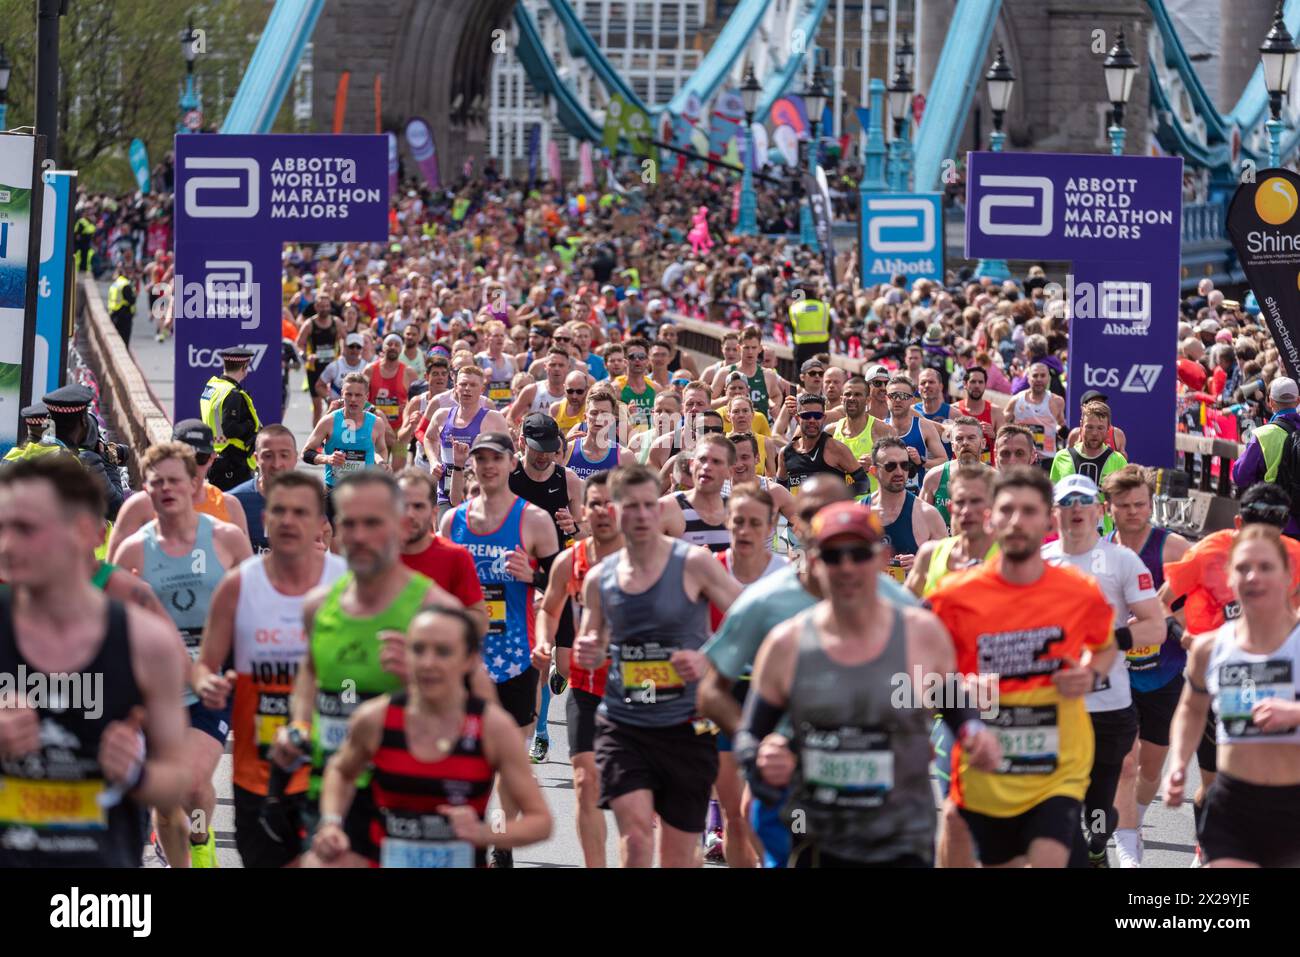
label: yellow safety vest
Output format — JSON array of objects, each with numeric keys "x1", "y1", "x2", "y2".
[
  {"x1": 199, "y1": 375, "x2": 262, "y2": 468},
  {"x1": 789, "y1": 299, "x2": 830, "y2": 344},
  {"x1": 2, "y1": 441, "x2": 63, "y2": 463},
  {"x1": 107, "y1": 275, "x2": 131, "y2": 314}
]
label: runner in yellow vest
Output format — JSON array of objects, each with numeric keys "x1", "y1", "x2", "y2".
[
  {"x1": 830, "y1": 374, "x2": 896, "y2": 499},
  {"x1": 200, "y1": 346, "x2": 262, "y2": 491}
]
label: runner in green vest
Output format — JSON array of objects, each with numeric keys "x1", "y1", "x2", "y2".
[
  {"x1": 200, "y1": 346, "x2": 263, "y2": 491},
  {"x1": 921, "y1": 416, "x2": 986, "y2": 528},
  {"x1": 709, "y1": 325, "x2": 782, "y2": 419},
  {"x1": 1049, "y1": 401, "x2": 1127, "y2": 534},
  {"x1": 830, "y1": 375, "x2": 896, "y2": 499}
]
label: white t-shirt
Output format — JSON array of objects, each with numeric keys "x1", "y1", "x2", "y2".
[
  {"x1": 319, "y1": 356, "x2": 368, "y2": 398},
  {"x1": 1042, "y1": 538, "x2": 1156, "y2": 712}
]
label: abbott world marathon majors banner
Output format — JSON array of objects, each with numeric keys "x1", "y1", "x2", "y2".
[
  {"x1": 1227, "y1": 170, "x2": 1300, "y2": 380},
  {"x1": 965, "y1": 151, "x2": 1183, "y2": 468},
  {"x1": 173, "y1": 134, "x2": 389, "y2": 423}
]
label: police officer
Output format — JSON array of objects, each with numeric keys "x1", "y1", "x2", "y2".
[
  {"x1": 73, "y1": 207, "x2": 97, "y2": 273},
  {"x1": 39, "y1": 384, "x2": 127, "y2": 521},
  {"x1": 200, "y1": 346, "x2": 262, "y2": 491},
  {"x1": 2, "y1": 403, "x2": 56, "y2": 462},
  {"x1": 107, "y1": 263, "x2": 137, "y2": 345},
  {"x1": 788, "y1": 281, "x2": 831, "y2": 372}
]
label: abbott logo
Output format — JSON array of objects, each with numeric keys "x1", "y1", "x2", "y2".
[
  {"x1": 866, "y1": 198, "x2": 935, "y2": 253},
  {"x1": 184, "y1": 157, "x2": 260, "y2": 218},
  {"x1": 977, "y1": 175, "x2": 1053, "y2": 237},
  {"x1": 1122, "y1": 364, "x2": 1161, "y2": 393}
]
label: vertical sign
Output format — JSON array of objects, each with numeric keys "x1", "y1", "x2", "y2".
[
  {"x1": 966, "y1": 151, "x2": 1183, "y2": 468},
  {"x1": 859, "y1": 191, "x2": 943, "y2": 286},
  {"x1": 1226, "y1": 169, "x2": 1300, "y2": 379},
  {"x1": 0, "y1": 133, "x2": 43, "y2": 455},
  {"x1": 36, "y1": 170, "x2": 77, "y2": 400},
  {"x1": 172, "y1": 134, "x2": 388, "y2": 423}
]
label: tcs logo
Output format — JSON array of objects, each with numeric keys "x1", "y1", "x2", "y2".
[
  {"x1": 184, "y1": 157, "x2": 260, "y2": 218},
  {"x1": 187, "y1": 343, "x2": 268, "y2": 371},
  {"x1": 976, "y1": 175, "x2": 1053, "y2": 237},
  {"x1": 865, "y1": 197, "x2": 937, "y2": 253}
]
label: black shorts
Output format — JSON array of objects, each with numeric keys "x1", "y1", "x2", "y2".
[
  {"x1": 959, "y1": 796, "x2": 1083, "y2": 867},
  {"x1": 1197, "y1": 708, "x2": 1218, "y2": 775},
  {"x1": 233, "y1": 784, "x2": 306, "y2": 868},
  {"x1": 301, "y1": 784, "x2": 380, "y2": 861},
  {"x1": 594, "y1": 713, "x2": 719, "y2": 834},
  {"x1": 495, "y1": 666, "x2": 539, "y2": 727},
  {"x1": 566, "y1": 688, "x2": 601, "y2": 756},
  {"x1": 306, "y1": 366, "x2": 324, "y2": 396},
  {"x1": 1132, "y1": 676, "x2": 1183, "y2": 748},
  {"x1": 1198, "y1": 772, "x2": 1300, "y2": 867},
  {"x1": 554, "y1": 601, "x2": 576, "y2": 649},
  {"x1": 189, "y1": 700, "x2": 232, "y2": 744},
  {"x1": 1090, "y1": 704, "x2": 1138, "y2": 766}
]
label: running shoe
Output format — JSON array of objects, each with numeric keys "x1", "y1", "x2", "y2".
[
  {"x1": 704, "y1": 827, "x2": 725, "y2": 863},
  {"x1": 548, "y1": 665, "x2": 568, "y2": 696},
  {"x1": 189, "y1": 828, "x2": 219, "y2": 868},
  {"x1": 490, "y1": 848, "x2": 514, "y2": 869},
  {"x1": 529, "y1": 735, "x2": 549, "y2": 764},
  {"x1": 1088, "y1": 849, "x2": 1110, "y2": 868},
  {"x1": 150, "y1": 828, "x2": 170, "y2": 868},
  {"x1": 1190, "y1": 843, "x2": 1205, "y2": 868}
]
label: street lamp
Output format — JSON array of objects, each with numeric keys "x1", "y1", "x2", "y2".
[
  {"x1": 0, "y1": 46, "x2": 11, "y2": 130},
  {"x1": 737, "y1": 63, "x2": 762, "y2": 236},
  {"x1": 896, "y1": 32, "x2": 915, "y2": 77},
  {"x1": 1102, "y1": 27, "x2": 1138, "y2": 156},
  {"x1": 178, "y1": 18, "x2": 202, "y2": 134},
  {"x1": 799, "y1": 68, "x2": 828, "y2": 249},
  {"x1": 977, "y1": 46, "x2": 1016, "y2": 283},
  {"x1": 1260, "y1": 1, "x2": 1298, "y2": 167},
  {"x1": 887, "y1": 55, "x2": 914, "y2": 191}
]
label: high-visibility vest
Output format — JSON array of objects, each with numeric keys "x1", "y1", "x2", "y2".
[
  {"x1": 2, "y1": 441, "x2": 63, "y2": 463},
  {"x1": 1255, "y1": 421, "x2": 1292, "y2": 483},
  {"x1": 789, "y1": 299, "x2": 830, "y2": 344},
  {"x1": 107, "y1": 275, "x2": 131, "y2": 314},
  {"x1": 199, "y1": 375, "x2": 262, "y2": 468}
]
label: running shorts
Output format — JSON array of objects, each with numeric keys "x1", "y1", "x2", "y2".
[
  {"x1": 234, "y1": 784, "x2": 306, "y2": 868},
  {"x1": 565, "y1": 687, "x2": 601, "y2": 756},
  {"x1": 1198, "y1": 772, "x2": 1300, "y2": 867},
  {"x1": 958, "y1": 796, "x2": 1083, "y2": 867},
  {"x1": 495, "y1": 666, "x2": 540, "y2": 727},
  {"x1": 189, "y1": 700, "x2": 232, "y2": 744},
  {"x1": 594, "y1": 712, "x2": 718, "y2": 833},
  {"x1": 1133, "y1": 675, "x2": 1182, "y2": 748}
]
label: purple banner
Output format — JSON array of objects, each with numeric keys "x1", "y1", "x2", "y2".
[
  {"x1": 403, "y1": 117, "x2": 441, "y2": 189},
  {"x1": 965, "y1": 150, "x2": 1183, "y2": 469},
  {"x1": 173, "y1": 134, "x2": 389, "y2": 424},
  {"x1": 387, "y1": 131, "x2": 399, "y2": 197}
]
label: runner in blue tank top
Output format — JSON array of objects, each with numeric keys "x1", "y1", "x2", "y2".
[
  {"x1": 884, "y1": 375, "x2": 945, "y2": 494},
  {"x1": 915, "y1": 368, "x2": 953, "y2": 458},
  {"x1": 301, "y1": 373, "x2": 389, "y2": 490}
]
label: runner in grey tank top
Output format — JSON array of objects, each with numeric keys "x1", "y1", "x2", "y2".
[
  {"x1": 785, "y1": 605, "x2": 935, "y2": 864},
  {"x1": 599, "y1": 537, "x2": 710, "y2": 728}
]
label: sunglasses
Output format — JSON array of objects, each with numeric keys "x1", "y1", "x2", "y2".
[
  {"x1": 194, "y1": 451, "x2": 212, "y2": 466},
  {"x1": 1057, "y1": 493, "x2": 1097, "y2": 508},
  {"x1": 878, "y1": 461, "x2": 907, "y2": 472},
  {"x1": 627, "y1": 352, "x2": 647, "y2": 361},
  {"x1": 346, "y1": 344, "x2": 363, "y2": 350},
  {"x1": 887, "y1": 392, "x2": 915, "y2": 400},
  {"x1": 804, "y1": 370, "x2": 824, "y2": 377},
  {"x1": 566, "y1": 388, "x2": 587, "y2": 396},
  {"x1": 700, "y1": 425, "x2": 726, "y2": 434},
  {"x1": 817, "y1": 543, "x2": 877, "y2": 566},
  {"x1": 798, "y1": 411, "x2": 825, "y2": 421},
  {"x1": 555, "y1": 337, "x2": 573, "y2": 344}
]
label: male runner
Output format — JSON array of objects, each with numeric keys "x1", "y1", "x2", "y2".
[
  {"x1": 568, "y1": 390, "x2": 629, "y2": 480},
  {"x1": 534, "y1": 472, "x2": 623, "y2": 867},
  {"x1": 396, "y1": 468, "x2": 488, "y2": 634},
  {"x1": 1005, "y1": 362, "x2": 1066, "y2": 464},
  {"x1": 928, "y1": 467, "x2": 1117, "y2": 868},
  {"x1": 612, "y1": 337, "x2": 658, "y2": 430},
  {"x1": 441, "y1": 432, "x2": 559, "y2": 866},
  {"x1": 114, "y1": 441, "x2": 253, "y2": 868},
  {"x1": 955, "y1": 365, "x2": 1003, "y2": 462},
  {"x1": 572, "y1": 464, "x2": 742, "y2": 867},
  {"x1": 508, "y1": 348, "x2": 570, "y2": 425},
  {"x1": 193, "y1": 472, "x2": 347, "y2": 867},
  {"x1": 271, "y1": 470, "x2": 467, "y2": 867},
  {"x1": 994, "y1": 424, "x2": 1038, "y2": 471},
  {"x1": 1103, "y1": 465, "x2": 1190, "y2": 867},
  {"x1": 830, "y1": 375, "x2": 896, "y2": 499},
  {"x1": 317, "y1": 334, "x2": 370, "y2": 405},
  {"x1": 700, "y1": 331, "x2": 742, "y2": 391},
  {"x1": 648, "y1": 383, "x2": 711, "y2": 472},
  {"x1": 742, "y1": 501, "x2": 1000, "y2": 867},
  {"x1": 229, "y1": 424, "x2": 300, "y2": 553},
  {"x1": 921, "y1": 416, "x2": 986, "y2": 528},
  {"x1": 0, "y1": 455, "x2": 189, "y2": 867},
  {"x1": 1050, "y1": 401, "x2": 1128, "y2": 532},
  {"x1": 870, "y1": 438, "x2": 947, "y2": 584},
  {"x1": 550, "y1": 369, "x2": 590, "y2": 436},
  {"x1": 476, "y1": 320, "x2": 518, "y2": 410},
  {"x1": 777, "y1": 394, "x2": 866, "y2": 495},
  {"x1": 297, "y1": 295, "x2": 344, "y2": 423},
  {"x1": 883, "y1": 375, "x2": 947, "y2": 494},
  {"x1": 366, "y1": 334, "x2": 418, "y2": 464},
  {"x1": 660, "y1": 434, "x2": 734, "y2": 552},
  {"x1": 424, "y1": 365, "x2": 509, "y2": 513},
  {"x1": 864, "y1": 364, "x2": 893, "y2": 423},
  {"x1": 726, "y1": 433, "x2": 798, "y2": 527},
  {"x1": 302, "y1": 373, "x2": 391, "y2": 514},
  {"x1": 1042, "y1": 474, "x2": 1165, "y2": 868},
  {"x1": 710, "y1": 326, "x2": 782, "y2": 419},
  {"x1": 915, "y1": 367, "x2": 954, "y2": 458}
]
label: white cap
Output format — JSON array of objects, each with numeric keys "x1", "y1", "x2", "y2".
[{"x1": 1271, "y1": 376, "x2": 1299, "y2": 402}]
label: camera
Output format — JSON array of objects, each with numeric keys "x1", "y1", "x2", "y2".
[{"x1": 99, "y1": 441, "x2": 131, "y2": 466}]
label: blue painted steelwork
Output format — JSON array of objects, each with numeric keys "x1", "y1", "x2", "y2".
[
  {"x1": 546, "y1": 0, "x2": 652, "y2": 112},
  {"x1": 665, "y1": 0, "x2": 771, "y2": 118},
  {"x1": 514, "y1": 2, "x2": 604, "y2": 142},
  {"x1": 221, "y1": 0, "x2": 325, "y2": 133},
  {"x1": 754, "y1": 0, "x2": 832, "y2": 124}
]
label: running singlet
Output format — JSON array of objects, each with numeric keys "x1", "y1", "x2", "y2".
[
  {"x1": 0, "y1": 592, "x2": 144, "y2": 867},
  {"x1": 142, "y1": 513, "x2": 227, "y2": 707},
  {"x1": 831, "y1": 417, "x2": 878, "y2": 496},
  {"x1": 306, "y1": 320, "x2": 338, "y2": 371},
  {"x1": 615, "y1": 375, "x2": 656, "y2": 428},
  {"x1": 510, "y1": 463, "x2": 573, "y2": 549},
  {"x1": 1106, "y1": 526, "x2": 1182, "y2": 691},
  {"x1": 554, "y1": 402, "x2": 585, "y2": 435},
  {"x1": 1164, "y1": 530, "x2": 1300, "y2": 635},
  {"x1": 915, "y1": 400, "x2": 953, "y2": 457},
  {"x1": 727, "y1": 364, "x2": 770, "y2": 418},
  {"x1": 1205, "y1": 620, "x2": 1300, "y2": 745},
  {"x1": 308, "y1": 571, "x2": 431, "y2": 798},
  {"x1": 888, "y1": 415, "x2": 927, "y2": 493},
  {"x1": 230, "y1": 479, "x2": 268, "y2": 552},
  {"x1": 599, "y1": 538, "x2": 710, "y2": 728},
  {"x1": 955, "y1": 399, "x2": 994, "y2": 461},
  {"x1": 675, "y1": 491, "x2": 730, "y2": 553},
  {"x1": 782, "y1": 433, "x2": 842, "y2": 493},
  {"x1": 568, "y1": 539, "x2": 610, "y2": 696},
  {"x1": 927, "y1": 562, "x2": 1114, "y2": 817},
  {"x1": 368, "y1": 363, "x2": 408, "y2": 427},
  {"x1": 530, "y1": 382, "x2": 564, "y2": 415},
  {"x1": 232, "y1": 553, "x2": 347, "y2": 796},
  {"x1": 567, "y1": 440, "x2": 619, "y2": 481},
  {"x1": 438, "y1": 405, "x2": 488, "y2": 504},
  {"x1": 881, "y1": 492, "x2": 920, "y2": 560},
  {"x1": 478, "y1": 354, "x2": 516, "y2": 409},
  {"x1": 921, "y1": 537, "x2": 1000, "y2": 598},
  {"x1": 198, "y1": 482, "x2": 231, "y2": 523},
  {"x1": 368, "y1": 693, "x2": 494, "y2": 868},
  {"x1": 1012, "y1": 393, "x2": 1058, "y2": 457},
  {"x1": 931, "y1": 462, "x2": 953, "y2": 528},
  {"x1": 450, "y1": 497, "x2": 536, "y2": 683},
  {"x1": 323, "y1": 410, "x2": 377, "y2": 488}
]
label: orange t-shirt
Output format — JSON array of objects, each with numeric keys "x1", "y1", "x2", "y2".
[
  {"x1": 927, "y1": 559, "x2": 1114, "y2": 817},
  {"x1": 1163, "y1": 529, "x2": 1300, "y2": 636}
]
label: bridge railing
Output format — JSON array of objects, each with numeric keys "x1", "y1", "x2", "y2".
[{"x1": 1182, "y1": 200, "x2": 1226, "y2": 245}]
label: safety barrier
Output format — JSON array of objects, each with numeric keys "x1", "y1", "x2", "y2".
[{"x1": 76, "y1": 274, "x2": 172, "y2": 485}]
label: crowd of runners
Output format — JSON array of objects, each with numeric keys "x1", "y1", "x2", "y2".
[{"x1": 0, "y1": 172, "x2": 1297, "y2": 869}]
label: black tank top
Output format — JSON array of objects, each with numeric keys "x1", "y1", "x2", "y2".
[
  {"x1": 509, "y1": 463, "x2": 572, "y2": 548},
  {"x1": 0, "y1": 590, "x2": 145, "y2": 867},
  {"x1": 308, "y1": 319, "x2": 338, "y2": 365},
  {"x1": 782, "y1": 432, "x2": 843, "y2": 492}
]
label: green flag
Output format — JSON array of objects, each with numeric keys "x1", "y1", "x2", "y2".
[{"x1": 603, "y1": 95, "x2": 627, "y2": 151}]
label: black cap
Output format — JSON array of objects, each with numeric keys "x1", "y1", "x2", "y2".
[
  {"x1": 218, "y1": 346, "x2": 255, "y2": 363},
  {"x1": 470, "y1": 432, "x2": 515, "y2": 455},
  {"x1": 522, "y1": 412, "x2": 563, "y2": 453},
  {"x1": 21, "y1": 402, "x2": 47, "y2": 423},
  {"x1": 173, "y1": 418, "x2": 215, "y2": 454},
  {"x1": 42, "y1": 384, "x2": 93, "y2": 415},
  {"x1": 800, "y1": 358, "x2": 826, "y2": 374},
  {"x1": 1080, "y1": 389, "x2": 1108, "y2": 405}
]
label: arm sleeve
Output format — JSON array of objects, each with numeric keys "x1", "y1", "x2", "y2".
[{"x1": 1230, "y1": 437, "x2": 1265, "y2": 487}]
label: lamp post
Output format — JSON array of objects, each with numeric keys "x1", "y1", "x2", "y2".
[
  {"x1": 976, "y1": 45, "x2": 1016, "y2": 282},
  {"x1": 178, "y1": 18, "x2": 201, "y2": 134},
  {"x1": 737, "y1": 63, "x2": 762, "y2": 236},
  {"x1": 1261, "y1": 1, "x2": 1298, "y2": 168},
  {"x1": 799, "y1": 68, "x2": 828, "y2": 249},
  {"x1": 887, "y1": 51, "x2": 913, "y2": 191},
  {"x1": 0, "y1": 46, "x2": 10, "y2": 130},
  {"x1": 1102, "y1": 27, "x2": 1138, "y2": 156}
]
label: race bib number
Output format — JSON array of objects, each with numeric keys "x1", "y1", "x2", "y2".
[
  {"x1": 1217, "y1": 660, "x2": 1296, "y2": 737},
  {"x1": 315, "y1": 688, "x2": 358, "y2": 755},
  {"x1": 887, "y1": 563, "x2": 907, "y2": 584},
  {"x1": 619, "y1": 643, "x2": 684, "y2": 705},
  {"x1": 1027, "y1": 424, "x2": 1047, "y2": 452},
  {"x1": 488, "y1": 382, "x2": 511, "y2": 407},
  {"x1": 376, "y1": 400, "x2": 399, "y2": 423},
  {"x1": 800, "y1": 725, "x2": 893, "y2": 808},
  {"x1": 317, "y1": 346, "x2": 336, "y2": 363},
  {"x1": 0, "y1": 777, "x2": 107, "y2": 829},
  {"x1": 381, "y1": 837, "x2": 475, "y2": 869},
  {"x1": 335, "y1": 448, "x2": 367, "y2": 474},
  {"x1": 181, "y1": 627, "x2": 203, "y2": 661},
  {"x1": 990, "y1": 706, "x2": 1059, "y2": 775},
  {"x1": 255, "y1": 691, "x2": 291, "y2": 760},
  {"x1": 317, "y1": 714, "x2": 349, "y2": 752},
  {"x1": 483, "y1": 585, "x2": 507, "y2": 636},
  {"x1": 1125, "y1": 645, "x2": 1161, "y2": 672}
]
